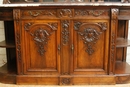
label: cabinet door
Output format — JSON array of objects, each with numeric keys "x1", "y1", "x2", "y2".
[
  {"x1": 22, "y1": 20, "x2": 60, "y2": 75},
  {"x1": 72, "y1": 20, "x2": 109, "y2": 75}
]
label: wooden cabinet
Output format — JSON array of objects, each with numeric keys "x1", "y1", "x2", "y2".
[
  {"x1": 1, "y1": 2, "x2": 130, "y2": 85},
  {"x1": 12, "y1": 8, "x2": 114, "y2": 84}
]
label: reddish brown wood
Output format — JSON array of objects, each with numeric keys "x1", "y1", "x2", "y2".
[{"x1": 1, "y1": 2, "x2": 130, "y2": 85}]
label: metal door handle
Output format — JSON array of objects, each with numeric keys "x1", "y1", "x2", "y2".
[{"x1": 71, "y1": 44, "x2": 74, "y2": 53}]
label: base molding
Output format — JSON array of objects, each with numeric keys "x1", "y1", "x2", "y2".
[{"x1": 17, "y1": 75, "x2": 116, "y2": 85}]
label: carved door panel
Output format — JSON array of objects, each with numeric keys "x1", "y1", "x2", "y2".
[
  {"x1": 72, "y1": 20, "x2": 109, "y2": 75},
  {"x1": 21, "y1": 20, "x2": 60, "y2": 75}
]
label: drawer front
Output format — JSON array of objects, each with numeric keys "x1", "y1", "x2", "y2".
[
  {"x1": 21, "y1": 9, "x2": 57, "y2": 19},
  {"x1": 21, "y1": 9, "x2": 110, "y2": 19},
  {"x1": 74, "y1": 9, "x2": 110, "y2": 19},
  {"x1": 0, "y1": 10, "x2": 13, "y2": 20}
]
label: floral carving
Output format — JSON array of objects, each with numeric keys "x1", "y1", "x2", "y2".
[
  {"x1": 24, "y1": 22, "x2": 58, "y2": 56},
  {"x1": 88, "y1": 10, "x2": 105, "y2": 17},
  {"x1": 28, "y1": 10, "x2": 56, "y2": 17},
  {"x1": 61, "y1": 78, "x2": 70, "y2": 85},
  {"x1": 74, "y1": 22, "x2": 107, "y2": 55},
  {"x1": 61, "y1": 20, "x2": 70, "y2": 45},
  {"x1": 75, "y1": 9, "x2": 107, "y2": 17},
  {"x1": 75, "y1": 10, "x2": 88, "y2": 16},
  {"x1": 111, "y1": 33, "x2": 115, "y2": 61},
  {"x1": 47, "y1": 23, "x2": 58, "y2": 30},
  {"x1": 16, "y1": 33, "x2": 21, "y2": 61},
  {"x1": 78, "y1": 28, "x2": 101, "y2": 55},
  {"x1": 13, "y1": 9, "x2": 20, "y2": 23},
  {"x1": 24, "y1": 23, "x2": 33, "y2": 31},
  {"x1": 58, "y1": 9, "x2": 72, "y2": 18},
  {"x1": 31, "y1": 28, "x2": 51, "y2": 55},
  {"x1": 98, "y1": 22, "x2": 107, "y2": 30}
]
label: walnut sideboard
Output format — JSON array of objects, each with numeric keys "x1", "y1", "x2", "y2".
[{"x1": 0, "y1": 2, "x2": 130, "y2": 85}]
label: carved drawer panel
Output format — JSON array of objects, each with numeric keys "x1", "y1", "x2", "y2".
[
  {"x1": 20, "y1": 9, "x2": 109, "y2": 19},
  {"x1": 0, "y1": 10, "x2": 13, "y2": 20},
  {"x1": 21, "y1": 9, "x2": 57, "y2": 19},
  {"x1": 74, "y1": 9, "x2": 110, "y2": 19}
]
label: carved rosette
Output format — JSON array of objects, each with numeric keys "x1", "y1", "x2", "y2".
[
  {"x1": 61, "y1": 78, "x2": 71, "y2": 85},
  {"x1": 24, "y1": 22, "x2": 58, "y2": 56},
  {"x1": 75, "y1": 9, "x2": 107, "y2": 17},
  {"x1": 58, "y1": 9, "x2": 73, "y2": 18},
  {"x1": 74, "y1": 22, "x2": 107, "y2": 55},
  {"x1": 61, "y1": 20, "x2": 70, "y2": 45}
]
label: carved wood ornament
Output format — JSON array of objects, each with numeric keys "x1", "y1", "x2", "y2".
[
  {"x1": 61, "y1": 20, "x2": 70, "y2": 45},
  {"x1": 109, "y1": 8, "x2": 119, "y2": 73},
  {"x1": 27, "y1": 10, "x2": 57, "y2": 17},
  {"x1": 75, "y1": 9, "x2": 107, "y2": 17},
  {"x1": 74, "y1": 22, "x2": 107, "y2": 55},
  {"x1": 14, "y1": 9, "x2": 21, "y2": 60},
  {"x1": 58, "y1": 9, "x2": 73, "y2": 18},
  {"x1": 61, "y1": 78, "x2": 71, "y2": 85},
  {"x1": 24, "y1": 22, "x2": 58, "y2": 56}
]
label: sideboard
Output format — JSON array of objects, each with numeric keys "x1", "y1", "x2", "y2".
[{"x1": 0, "y1": 2, "x2": 130, "y2": 85}]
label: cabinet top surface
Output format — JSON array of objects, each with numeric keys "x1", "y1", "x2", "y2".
[{"x1": 1, "y1": 2, "x2": 130, "y2": 8}]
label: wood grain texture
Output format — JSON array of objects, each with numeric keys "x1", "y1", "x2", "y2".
[{"x1": 1, "y1": 3, "x2": 130, "y2": 85}]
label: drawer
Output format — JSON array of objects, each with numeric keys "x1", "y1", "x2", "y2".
[
  {"x1": 0, "y1": 10, "x2": 13, "y2": 20},
  {"x1": 21, "y1": 9, "x2": 57, "y2": 19},
  {"x1": 74, "y1": 9, "x2": 110, "y2": 19},
  {"x1": 21, "y1": 9, "x2": 110, "y2": 20}
]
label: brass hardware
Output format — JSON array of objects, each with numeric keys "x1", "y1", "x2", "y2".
[
  {"x1": 71, "y1": 44, "x2": 74, "y2": 53},
  {"x1": 58, "y1": 44, "x2": 61, "y2": 54}
]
